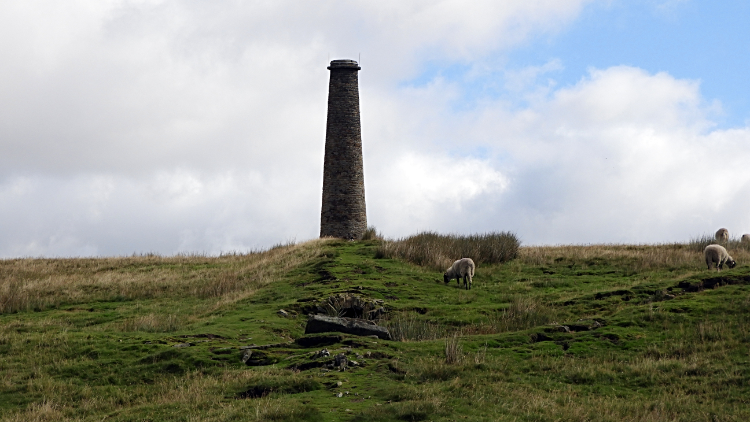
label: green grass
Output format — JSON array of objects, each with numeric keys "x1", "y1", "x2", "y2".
[{"x1": 1, "y1": 237, "x2": 750, "y2": 421}]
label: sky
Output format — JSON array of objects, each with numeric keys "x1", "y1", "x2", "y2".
[{"x1": 1, "y1": 0, "x2": 749, "y2": 257}]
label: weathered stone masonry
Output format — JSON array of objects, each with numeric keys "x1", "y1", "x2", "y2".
[{"x1": 320, "y1": 59, "x2": 367, "y2": 240}]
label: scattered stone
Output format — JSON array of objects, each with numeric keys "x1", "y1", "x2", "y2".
[
  {"x1": 558, "y1": 325, "x2": 570, "y2": 333},
  {"x1": 337, "y1": 392, "x2": 343, "y2": 398},
  {"x1": 277, "y1": 309, "x2": 290, "y2": 317},
  {"x1": 336, "y1": 381, "x2": 343, "y2": 387},
  {"x1": 173, "y1": 343, "x2": 192, "y2": 348},
  {"x1": 335, "y1": 353, "x2": 348, "y2": 371},
  {"x1": 305, "y1": 315, "x2": 392, "y2": 340},
  {"x1": 314, "y1": 349, "x2": 331, "y2": 359}
]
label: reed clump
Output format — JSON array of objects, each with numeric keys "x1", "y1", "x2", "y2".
[
  {"x1": 484, "y1": 296, "x2": 557, "y2": 333},
  {"x1": 384, "y1": 312, "x2": 447, "y2": 342},
  {"x1": 376, "y1": 231, "x2": 519, "y2": 271},
  {"x1": 444, "y1": 334, "x2": 464, "y2": 364},
  {"x1": 361, "y1": 225, "x2": 384, "y2": 241}
]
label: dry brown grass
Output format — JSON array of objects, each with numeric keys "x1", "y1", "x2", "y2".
[
  {"x1": 0, "y1": 238, "x2": 332, "y2": 315},
  {"x1": 377, "y1": 231, "x2": 520, "y2": 271},
  {"x1": 518, "y1": 242, "x2": 750, "y2": 272}
]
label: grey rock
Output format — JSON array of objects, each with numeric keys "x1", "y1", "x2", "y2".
[
  {"x1": 335, "y1": 353, "x2": 348, "y2": 370},
  {"x1": 313, "y1": 349, "x2": 331, "y2": 359},
  {"x1": 305, "y1": 315, "x2": 391, "y2": 340}
]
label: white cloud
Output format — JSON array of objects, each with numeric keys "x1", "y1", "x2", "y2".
[
  {"x1": 368, "y1": 153, "x2": 509, "y2": 236},
  {"x1": 0, "y1": 170, "x2": 319, "y2": 257},
  {"x1": 461, "y1": 66, "x2": 750, "y2": 244}
]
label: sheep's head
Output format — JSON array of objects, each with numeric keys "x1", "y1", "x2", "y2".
[
  {"x1": 443, "y1": 273, "x2": 450, "y2": 283},
  {"x1": 727, "y1": 259, "x2": 737, "y2": 269}
]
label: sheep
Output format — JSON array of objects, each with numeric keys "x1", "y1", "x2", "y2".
[
  {"x1": 704, "y1": 244, "x2": 736, "y2": 271},
  {"x1": 742, "y1": 234, "x2": 750, "y2": 243},
  {"x1": 715, "y1": 228, "x2": 729, "y2": 243},
  {"x1": 443, "y1": 258, "x2": 475, "y2": 290}
]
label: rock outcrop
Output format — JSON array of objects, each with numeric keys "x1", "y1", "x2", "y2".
[{"x1": 304, "y1": 315, "x2": 391, "y2": 340}]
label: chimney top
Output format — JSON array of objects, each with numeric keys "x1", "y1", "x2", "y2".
[{"x1": 328, "y1": 59, "x2": 361, "y2": 70}]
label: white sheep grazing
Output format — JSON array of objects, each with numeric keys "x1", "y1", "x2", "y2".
[
  {"x1": 715, "y1": 228, "x2": 729, "y2": 243},
  {"x1": 704, "y1": 244, "x2": 736, "y2": 271},
  {"x1": 443, "y1": 258, "x2": 475, "y2": 290},
  {"x1": 742, "y1": 234, "x2": 750, "y2": 243}
]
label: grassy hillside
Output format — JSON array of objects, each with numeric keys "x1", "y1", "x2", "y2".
[{"x1": 1, "y1": 238, "x2": 749, "y2": 421}]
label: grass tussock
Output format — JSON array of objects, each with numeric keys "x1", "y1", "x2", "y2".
[
  {"x1": 360, "y1": 225, "x2": 384, "y2": 241},
  {"x1": 484, "y1": 296, "x2": 557, "y2": 333},
  {"x1": 384, "y1": 312, "x2": 447, "y2": 342},
  {"x1": 376, "y1": 231, "x2": 519, "y2": 271},
  {"x1": 444, "y1": 334, "x2": 463, "y2": 364},
  {"x1": 0, "y1": 238, "x2": 331, "y2": 315}
]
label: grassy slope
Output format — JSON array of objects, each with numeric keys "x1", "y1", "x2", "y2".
[{"x1": 1, "y1": 239, "x2": 749, "y2": 421}]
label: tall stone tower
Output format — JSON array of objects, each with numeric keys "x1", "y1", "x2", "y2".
[{"x1": 320, "y1": 59, "x2": 367, "y2": 239}]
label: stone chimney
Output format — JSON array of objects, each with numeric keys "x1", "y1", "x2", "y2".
[{"x1": 320, "y1": 59, "x2": 367, "y2": 239}]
